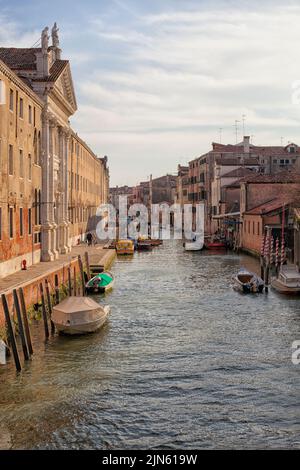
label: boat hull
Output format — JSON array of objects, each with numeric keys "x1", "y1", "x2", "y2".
[
  {"x1": 205, "y1": 242, "x2": 226, "y2": 250},
  {"x1": 55, "y1": 316, "x2": 108, "y2": 335},
  {"x1": 271, "y1": 278, "x2": 300, "y2": 295}
]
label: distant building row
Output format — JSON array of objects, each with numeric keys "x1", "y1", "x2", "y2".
[{"x1": 175, "y1": 136, "x2": 300, "y2": 262}]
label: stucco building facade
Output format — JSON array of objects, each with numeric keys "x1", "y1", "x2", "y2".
[{"x1": 0, "y1": 24, "x2": 109, "y2": 278}]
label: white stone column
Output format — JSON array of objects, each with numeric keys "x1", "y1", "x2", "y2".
[
  {"x1": 41, "y1": 111, "x2": 54, "y2": 262},
  {"x1": 64, "y1": 131, "x2": 72, "y2": 252},
  {"x1": 49, "y1": 120, "x2": 59, "y2": 259}
]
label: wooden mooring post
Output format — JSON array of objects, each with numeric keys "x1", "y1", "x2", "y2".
[
  {"x1": 13, "y1": 289, "x2": 30, "y2": 361},
  {"x1": 67, "y1": 266, "x2": 72, "y2": 296},
  {"x1": 78, "y1": 255, "x2": 86, "y2": 296},
  {"x1": 84, "y1": 251, "x2": 91, "y2": 281},
  {"x1": 45, "y1": 279, "x2": 55, "y2": 334},
  {"x1": 1, "y1": 294, "x2": 21, "y2": 372},
  {"x1": 73, "y1": 266, "x2": 77, "y2": 296},
  {"x1": 39, "y1": 283, "x2": 49, "y2": 339},
  {"x1": 18, "y1": 288, "x2": 33, "y2": 355},
  {"x1": 54, "y1": 274, "x2": 60, "y2": 305}
]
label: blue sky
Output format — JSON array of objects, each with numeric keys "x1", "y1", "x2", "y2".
[{"x1": 1, "y1": 0, "x2": 300, "y2": 185}]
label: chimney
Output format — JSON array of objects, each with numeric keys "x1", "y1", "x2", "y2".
[{"x1": 243, "y1": 135, "x2": 250, "y2": 153}]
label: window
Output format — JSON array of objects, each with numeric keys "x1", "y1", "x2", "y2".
[
  {"x1": 257, "y1": 222, "x2": 260, "y2": 236},
  {"x1": 28, "y1": 105, "x2": 32, "y2": 124},
  {"x1": 33, "y1": 107, "x2": 36, "y2": 126},
  {"x1": 19, "y1": 208, "x2": 23, "y2": 237},
  {"x1": 0, "y1": 79, "x2": 5, "y2": 105},
  {"x1": 28, "y1": 154, "x2": 32, "y2": 180},
  {"x1": 28, "y1": 208, "x2": 32, "y2": 235},
  {"x1": 9, "y1": 89, "x2": 13, "y2": 111},
  {"x1": 19, "y1": 97, "x2": 23, "y2": 118},
  {"x1": 9, "y1": 207, "x2": 13, "y2": 238},
  {"x1": 19, "y1": 149, "x2": 24, "y2": 178},
  {"x1": 8, "y1": 144, "x2": 13, "y2": 175}
]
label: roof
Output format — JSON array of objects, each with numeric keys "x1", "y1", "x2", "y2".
[
  {"x1": 212, "y1": 142, "x2": 300, "y2": 156},
  {"x1": 0, "y1": 47, "x2": 40, "y2": 70},
  {"x1": 214, "y1": 157, "x2": 259, "y2": 166},
  {"x1": 245, "y1": 198, "x2": 287, "y2": 216},
  {"x1": 239, "y1": 169, "x2": 300, "y2": 184},
  {"x1": 222, "y1": 167, "x2": 256, "y2": 178},
  {"x1": 48, "y1": 59, "x2": 68, "y2": 81}
]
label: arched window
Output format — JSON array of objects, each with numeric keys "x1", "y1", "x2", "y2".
[
  {"x1": 33, "y1": 130, "x2": 38, "y2": 164},
  {"x1": 38, "y1": 131, "x2": 41, "y2": 165}
]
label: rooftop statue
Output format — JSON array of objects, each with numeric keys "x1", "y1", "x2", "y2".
[{"x1": 52, "y1": 22, "x2": 60, "y2": 48}]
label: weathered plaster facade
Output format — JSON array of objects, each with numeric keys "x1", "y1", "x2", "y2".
[{"x1": 0, "y1": 25, "x2": 109, "y2": 278}]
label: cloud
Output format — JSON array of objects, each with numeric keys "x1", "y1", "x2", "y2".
[
  {"x1": 2, "y1": 1, "x2": 300, "y2": 185},
  {"x1": 69, "y1": 1, "x2": 300, "y2": 185}
]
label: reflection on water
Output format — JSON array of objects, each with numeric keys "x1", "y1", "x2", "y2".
[{"x1": 0, "y1": 241, "x2": 299, "y2": 449}]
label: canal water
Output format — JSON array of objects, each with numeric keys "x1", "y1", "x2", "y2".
[{"x1": 0, "y1": 241, "x2": 299, "y2": 449}]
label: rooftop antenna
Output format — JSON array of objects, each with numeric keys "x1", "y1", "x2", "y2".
[
  {"x1": 280, "y1": 137, "x2": 283, "y2": 146},
  {"x1": 242, "y1": 114, "x2": 246, "y2": 136},
  {"x1": 251, "y1": 135, "x2": 255, "y2": 144},
  {"x1": 234, "y1": 120, "x2": 240, "y2": 144},
  {"x1": 219, "y1": 128, "x2": 223, "y2": 143}
]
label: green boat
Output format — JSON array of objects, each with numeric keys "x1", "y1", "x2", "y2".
[{"x1": 85, "y1": 271, "x2": 114, "y2": 294}]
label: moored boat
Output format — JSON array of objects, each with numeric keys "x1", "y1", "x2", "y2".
[
  {"x1": 232, "y1": 269, "x2": 264, "y2": 293},
  {"x1": 116, "y1": 239, "x2": 135, "y2": 255},
  {"x1": 184, "y1": 232, "x2": 204, "y2": 251},
  {"x1": 85, "y1": 271, "x2": 114, "y2": 294},
  {"x1": 205, "y1": 241, "x2": 227, "y2": 250},
  {"x1": 150, "y1": 239, "x2": 162, "y2": 246},
  {"x1": 52, "y1": 297, "x2": 110, "y2": 335},
  {"x1": 137, "y1": 240, "x2": 152, "y2": 251},
  {"x1": 271, "y1": 267, "x2": 300, "y2": 295}
]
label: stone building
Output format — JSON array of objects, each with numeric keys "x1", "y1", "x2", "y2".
[
  {"x1": 0, "y1": 24, "x2": 109, "y2": 277},
  {"x1": 175, "y1": 165, "x2": 189, "y2": 207},
  {"x1": 187, "y1": 136, "x2": 300, "y2": 235},
  {"x1": 0, "y1": 57, "x2": 43, "y2": 277},
  {"x1": 109, "y1": 185, "x2": 134, "y2": 209}
]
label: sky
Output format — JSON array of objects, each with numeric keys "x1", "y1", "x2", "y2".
[{"x1": 1, "y1": 0, "x2": 300, "y2": 186}]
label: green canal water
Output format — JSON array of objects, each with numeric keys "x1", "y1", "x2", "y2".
[{"x1": 0, "y1": 241, "x2": 299, "y2": 449}]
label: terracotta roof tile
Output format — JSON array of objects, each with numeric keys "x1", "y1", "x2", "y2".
[
  {"x1": 239, "y1": 169, "x2": 300, "y2": 184},
  {"x1": 245, "y1": 198, "x2": 288, "y2": 215},
  {"x1": 0, "y1": 47, "x2": 40, "y2": 70},
  {"x1": 222, "y1": 167, "x2": 257, "y2": 178}
]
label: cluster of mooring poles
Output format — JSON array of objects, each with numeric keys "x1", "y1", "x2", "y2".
[
  {"x1": 1, "y1": 252, "x2": 94, "y2": 372},
  {"x1": 260, "y1": 207, "x2": 286, "y2": 293}
]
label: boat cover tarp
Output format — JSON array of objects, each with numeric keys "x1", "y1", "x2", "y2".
[{"x1": 96, "y1": 273, "x2": 112, "y2": 287}]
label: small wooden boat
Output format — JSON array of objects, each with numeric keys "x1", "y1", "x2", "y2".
[
  {"x1": 52, "y1": 297, "x2": 110, "y2": 335},
  {"x1": 137, "y1": 240, "x2": 152, "y2": 251},
  {"x1": 232, "y1": 269, "x2": 264, "y2": 293},
  {"x1": 85, "y1": 271, "x2": 114, "y2": 294},
  {"x1": 116, "y1": 239, "x2": 134, "y2": 255},
  {"x1": 271, "y1": 268, "x2": 300, "y2": 295},
  {"x1": 150, "y1": 239, "x2": 162, "y2": 246},
  {"x1": 205, "y1": 241, "x2": 227, "y2": 250},
  {"x1": 184, "y1": 233, "x2": 204, "y2": 251}
]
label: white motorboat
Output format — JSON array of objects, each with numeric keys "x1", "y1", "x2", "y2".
[
  {"x1": 184, "y1": 233, "x2": 204, "y2": 251},
  {"x1": 271, "y1": 267, "x2": 300, "y2": 295},
  {"x1": 52, "y1": 296, "x2": 110, "y2": 335}
]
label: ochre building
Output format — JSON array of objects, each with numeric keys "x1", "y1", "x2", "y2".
[{"x1": 0, "y1": 24, "x2": 109, "y2": 278}]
